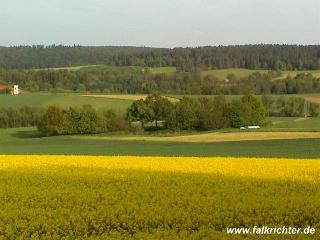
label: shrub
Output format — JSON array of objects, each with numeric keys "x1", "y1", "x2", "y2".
[
  {"x1": 37, "y1": 106, "x2": 64, "y2": 136},
  {"x1": 61, "y1": 105, "x2": 106, "y2": 135}
]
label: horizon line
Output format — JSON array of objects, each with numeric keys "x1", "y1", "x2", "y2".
[{"x1": 1, "y1": 43, "x2": 320, "y2": 49}]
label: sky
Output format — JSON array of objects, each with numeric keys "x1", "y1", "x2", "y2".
[{"x1": 1, "y1": 0, "x2": 319, "y2": 48}]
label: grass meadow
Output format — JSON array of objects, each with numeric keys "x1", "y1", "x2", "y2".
[{"x1": 0, "y1": 93, "x2": 133, "y2": 113}]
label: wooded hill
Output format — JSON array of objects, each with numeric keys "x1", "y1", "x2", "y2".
[{"x1": 0, "y1": 45, "x2": 319, "y2": 70}]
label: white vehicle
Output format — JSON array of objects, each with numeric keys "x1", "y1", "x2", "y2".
[
  {"x1": 248, "y1": 125, "x2": 260, "y2": 129},
  {"x1": 240, "y1": 126, "x2": 260, "y2": 130}
]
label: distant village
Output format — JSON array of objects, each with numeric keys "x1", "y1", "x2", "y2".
[{"x1": 0, "y1": 83, "x2": 20, "y2": 95}]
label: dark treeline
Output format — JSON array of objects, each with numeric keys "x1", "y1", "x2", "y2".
[
  {"x1": 262, "y1": 96, "x2": 319, "y2": 117},
  {"x1": 127, "y1": 94, "x2": 266, "y2": 130},
  {"x1": 0, "y1": 45, "x2": 319, "y2": 70},
  {"x1": 1, "y1": 68, "x2": 320, "y2": 95},
  {"x1": 38, "y1": 105, "x2": 128, "y2": 136},
  {"x1": 0, "y1": 107, "x2": 44, "y2": 128},
  {"x1": 126, "y1": 94, "x2": 318, "y2": 132}
]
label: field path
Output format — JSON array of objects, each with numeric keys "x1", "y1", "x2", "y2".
[
  {"x1": 306, "y1": 96, "x2": 320, "y2": 105},
  {"x1": 79, "y1": 131, "x2": 320, "y2": 143}
]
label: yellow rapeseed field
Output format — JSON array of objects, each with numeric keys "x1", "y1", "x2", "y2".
[
  {"x1": 1, "y1": 155, "x2": 320, "y2": 181},
  {"x1": 0, "y1": 155, "x2": 319, "y2": 239}
]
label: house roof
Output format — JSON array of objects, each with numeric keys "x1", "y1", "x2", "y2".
[{"x1": 0, "y1": 83, "x2": 12, "y2": 89}]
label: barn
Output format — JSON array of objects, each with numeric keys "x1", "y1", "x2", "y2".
[{"x1": 0, "y1": 83, "x2": 19, "y2": 95}]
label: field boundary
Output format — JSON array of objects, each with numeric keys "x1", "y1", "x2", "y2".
[
  {"x1": 77, "y1": 131, "x2": 320, "y2": 143},
  {"x1": 81, "y1": 94, "x2": 180, "y2": 102}
]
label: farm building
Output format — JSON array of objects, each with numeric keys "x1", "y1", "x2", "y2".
[{"x1": 0, "y1": 83, "x2": 20, "y2": 95}]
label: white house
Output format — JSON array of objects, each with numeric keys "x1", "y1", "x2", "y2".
[
  {"x1": 0, "y1": 83, "x2": 20, "y2": 95},
  {"x1": 13, "y1": 85, "x2": 19, "y2": 95}
]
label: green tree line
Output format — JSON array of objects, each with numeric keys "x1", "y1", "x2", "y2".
[
  {"x1": 0, "y1": 45, "x2": 319, "y2": 70},
  {"x1": 127, "y1": 94, "x2": 266, "y2": 131},
  {"x1": 262, "y1": 96, "x2": 319, "y2": 117},
  {"x1": 0, "y1": 95, "x2": 318, "y2": 134},
  {"x1": 0, "y1": 107, "x2": 44, "y2": 128},
  {"x1": 37, "y1": 106, "x2": 127, "y2": 136},
  {"x1": 1, "y1": 68, "x2": 320, "y2": 95}
]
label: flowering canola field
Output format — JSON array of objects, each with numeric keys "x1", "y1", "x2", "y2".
[{"x1": 0, "y1": 155, "x2": 319, "y2": 239}]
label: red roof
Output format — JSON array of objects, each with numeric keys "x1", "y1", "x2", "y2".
[{"x1": 0, "y1": 83, "x2": 11, "y2": 90}]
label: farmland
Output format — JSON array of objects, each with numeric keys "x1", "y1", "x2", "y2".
[
  {"x1": 81, "y1": 131, "x2": 320, "y2": 143},
  {"x1": 32, "y1": 64, "x2": 177, "y2": 75},
  {"x1": 82, "y1": 94, "x2": 179, "y2": 102},
  {"x1": 29, "y1": 64, "x2": 320, "y2": 80},
  {"x1": 0, "y1": 47, "x2": 320, "y2": 239},
  {"x1": 0, "y1": 93, "x2": 133, "y2": 113},
  {"x1": 0, "y1": 155, "x2": 319, "y2": 239},
  {"x1": 1, "y1": 92, "x2": 319, "y2": 109},
  {"x1": 202, "y1": 68, "x2": 320, "y2": 80},
  {"x1": 0, "y1": 92, "x2": 320, "y2": 157},
  {"x1": 1, "y1": 127, "x2": 320, "y2": 158}
]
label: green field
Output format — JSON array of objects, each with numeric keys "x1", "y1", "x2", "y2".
[
  {"x1": 31, "y1": 65, "x2": 320, "y2": 80},
  {"x1": 0, "y1": 93, "x2": 132, "y2": 113},
  {"x1": 2, "y1": 93, "x2": 319, "y2": 110},
  {"x1": 202, "y1": 68, "x2": 320, "y2": 80},
  {"x1": 33, "y1": 64, "x2": 176, "y2": 74},
  {"x1": 0, "y1": 127, "x2": 320, "y2": 158},
  {"x1": 269, "y1": 116, "x2": 320, "y2": 131},
  {"x1": 202, "y1": 68, "x2": 268, "y2": 79}
]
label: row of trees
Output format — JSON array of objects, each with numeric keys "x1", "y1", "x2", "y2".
[
  {"x1": 126, "y1": 94, "x2": 266, "y2": 130},
  {"x1": 0, "y1": 45, "x2": 319, "y2": 70},
  {"x1": 0, "y1": 107, "x2": 43, "y2": 128},
  {"x1": 38, "y1": 105, "x2": 127, "y2": 136},
  {"x1": 1, "y1": 96, "x2": 318, "y2": 135},
  {"x1": 262, "y1": 96, "x2": 319, "y2": 117},
  {"x1": 1, "y1": 68, "x2": 320, "y2": 95}
]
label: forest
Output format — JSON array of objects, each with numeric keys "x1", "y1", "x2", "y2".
[
  {"x1": 1, "y1": 67, "x2": 320, "y2": 95},
  {"x1": 0, "y1": 45, "x2": 319, "y2": 70}
]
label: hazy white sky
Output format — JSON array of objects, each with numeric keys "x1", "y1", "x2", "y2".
[{"x1": 1, "y1": 0, "x2": 319, "y2": 47}]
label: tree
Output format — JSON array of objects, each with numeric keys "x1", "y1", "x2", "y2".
[
  {"x1": 228, "y1": 96, "x2": 266, "y2": 128},
  {"x1": 240, "y1": 95, "x2": 266, "y2": 126},
  {"x1": 76, "y1": 105, "x2": 105, "y2": 134},
  {"x1": 227, "y1": 100, "x2": 244, "y2": 128},
  {"x1": 165, "y1": 97, "x2": 198, "y2": 130},
  {"x1": 62, "y1": 105, "x2": 105, "y2": 134},
  {"x1": 76, "y1": 84, "x2": 86, "y2": 93},
  {"x1": 197, "y1": 96, "x2": 229, "y2": 130},
  {"x1": 279, "y1": 97, "x2": 305, "y2": 117},
  {"x1": 145, "y1": 93, "x2": 173, "y2": 128},
  {"x1": 261, "y1": 95, "x2": 274, "y2": 116},
  {"x1": 37, "y1": 106, "x2": 64, "y2": 136},
  {"x1": 126, "y1": 94, "x2": 173, "y2": 129},
  {"x1": 104, "y1": 109, "x2": 128, "y2": 132},
  {"x1": 309, "y1": 103, "x2": 319, "y2": 117},
  {"x1": 126, "y1": 99, "x2": 152, "y2": 129}
]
